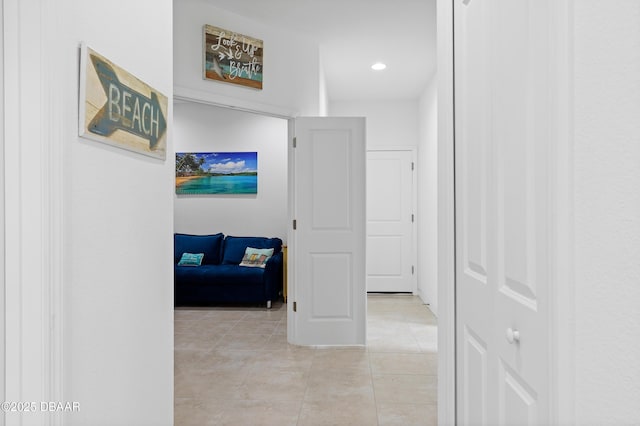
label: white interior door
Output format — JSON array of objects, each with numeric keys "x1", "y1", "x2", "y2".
[
  {"x1": 455, "y1": 0, "x2": 552, "y2": 424},
  {"x1": 366, "y1": 150, "x2": 415, "y2": 293},
  {"x1": 291, "y1": 117, "x2": 366, "y2": 346}
]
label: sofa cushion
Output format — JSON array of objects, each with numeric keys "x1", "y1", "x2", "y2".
[
  {"x1": 174, "y1": 233, "x2": 224, "y2": 265},
  {"x1": 175, "y1": 264, "x2": 265, "y2": 286},
  {"x1": 222, "y1": 236, "x2": 282, "y2": 265}
]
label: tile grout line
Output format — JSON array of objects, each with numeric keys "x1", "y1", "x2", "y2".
[
  {"x1": 295, "y1": 343, "x2": 316, "y2": 426},
  {"x1": 367, "y1": 337, "x2": 382, "y2": 426}
]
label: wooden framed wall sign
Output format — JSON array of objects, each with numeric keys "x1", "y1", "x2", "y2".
[
  {"x1": 79, "y1": 44, "x2": 168, "y2": 160},
  {"x1": 203, "y1": 25, "x2": 264, "y2": 90}
]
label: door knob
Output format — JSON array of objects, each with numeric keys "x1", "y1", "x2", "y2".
[{"x1": 506, "y1": 328, "x2": 520, "y2": 344}]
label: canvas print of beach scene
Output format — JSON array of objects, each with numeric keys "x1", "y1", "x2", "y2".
[{"x1": 176, "y1": 152, "x2": 257, "y2": 194}]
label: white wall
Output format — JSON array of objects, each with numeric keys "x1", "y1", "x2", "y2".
[
  {"x1": 329, "y1": 99, "x2": 420, "y2": 149},
  {"x1": 174, "y1": 102, "x2": 288, "y2": 241},
  {"x1": 0, "y1": 1, "x2": 5, "y2": 407},
  {"x1": 319, "y1": 62, "x2": 329, "y2": 117},
  {"x1": 417, "y1": 76, "x2": 438, "y2": 314},
  {"x1": 174, "y1": 0, "x2": 321, "y2": 116},
  {"x1": 63, "y1": 1, "x2": 174, "y2": 424},
  {"x1": 4, "y1": 0, "x2": 173, "y2": 424},
  {"x1": 573, "y1": 1, "x2": 640, "y2": 423}
]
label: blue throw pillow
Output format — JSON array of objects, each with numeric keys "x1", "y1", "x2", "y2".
[
  {"x1": 177, "y1": 252, "x2": 204, "y2": 266},
  {"x1": 174, "y1": 233, "x2": 224, "y2": 265}
]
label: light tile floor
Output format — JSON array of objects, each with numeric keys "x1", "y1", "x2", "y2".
[{"x1": 175, "y1": 294, "x2": 438, "y2": 426}]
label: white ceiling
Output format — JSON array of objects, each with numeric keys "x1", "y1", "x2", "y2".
[{"x1": 204, "y1": 0, "x2": 437, "y2": 102}]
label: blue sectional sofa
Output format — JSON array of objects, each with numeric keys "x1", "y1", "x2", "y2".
[{"x1": 174, "y1": 233, "x2": 283, "y2": 308}]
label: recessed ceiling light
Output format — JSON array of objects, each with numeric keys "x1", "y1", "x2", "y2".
[{"x1": 371, "y1": 62, "x2": 387, "y2": 71}]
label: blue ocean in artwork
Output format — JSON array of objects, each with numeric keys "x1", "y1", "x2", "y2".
[{"x1": 177, "y1": 175, "x2": 257, "y2": 195}]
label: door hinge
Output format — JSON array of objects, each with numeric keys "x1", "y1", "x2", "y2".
[
  {"x1": 412, "y1": 265, "x2": 415, "y2": 275},
  {"x1": 293, "y1": 137, "x2": 297, "y2": 148},
  {"x1": 411, "y1": 162, "x2": 415, "y2": 171},
  {"x1": 411, "y1": 214, "x2": 415, "y2": 223},
  {"x1": 293, "y1": 219, "x2": 297, "y2": 230},
  {"x1": 293, "y1": 301, "x2": 297, "y2": 312}
]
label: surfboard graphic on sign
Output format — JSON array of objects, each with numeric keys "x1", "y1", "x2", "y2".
[{"x1": 79, "y1": 44, "x2": 168, "y2": 160}]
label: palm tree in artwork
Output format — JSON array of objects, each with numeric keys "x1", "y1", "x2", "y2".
[{"x1": 176, "y1": 153, "x2": 206, "y2": 176}]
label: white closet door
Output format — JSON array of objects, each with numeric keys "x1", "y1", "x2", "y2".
[{"x1": 455, "y1": 0, "x2": 553, "y2": 423}]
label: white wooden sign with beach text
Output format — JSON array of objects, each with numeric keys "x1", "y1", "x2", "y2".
[{"x1": 79, "y1": 44, "x2": 168, "y2": 160}]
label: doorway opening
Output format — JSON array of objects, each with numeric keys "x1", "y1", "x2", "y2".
[
  {"x1": 366, "y1": 149, "x2": 418, "y2": 295},
  {"x1": 172, "y1": 99, "x2": 440, "y2": 424}
]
